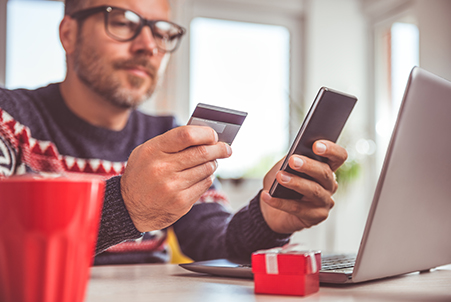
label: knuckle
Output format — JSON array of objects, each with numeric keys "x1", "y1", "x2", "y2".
[
  {"x1": 195, "y1": 145, "x2": 210, "y2": 159},
  {"x1": 333, "y1": 181, "x2": 339, "y2": 194},
  {"x1": 201, "y1": 161, "x2": 215, "y2": 175},
  {"x1": 289, "y1": 201, "x2": 303, "y2": 214},
  {"x1": 141, "y1": 143, "x2": 155, "y2": 157},
  {"x1": 272, "y1": 198, "x2": 284, "y2": 210},
  {"x1": 172, "y1": 195, "x2": 185, "y2": 209},
  {"x1": 202, "y1": 174, "x2": 214, "y2": 189},
  {"x1": 318, "y1": 208, "x2": 330, "y2": 221},
  {"x1": 154, "y1": 161, "x2": 170, "y2": 177},
  {"x1": 178, "y1": 127, "x2": 195, "y2": 144},
  {"x1": 312, "y1": 183, "x2": 323, "y2": 200},
  {"x1": 343, "y1": 151, "x2": 349, "y2": 162},
  {"x1": 322, "y1": 168, "x2": 334, "y2": 183},
  {"x1": 329, "y1": 197, "x2": 335, "y2": 209},
  {"x1": 161, "y1": 180, "x2": 173, "y2": 194}
]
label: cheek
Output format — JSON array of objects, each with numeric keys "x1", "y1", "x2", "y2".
[
  {"x1": 155, "y1": 53, "x2": 169, "y2": 71},
  {"x1": 80, "y1": 20, "x2": 129, "y2": 60}
]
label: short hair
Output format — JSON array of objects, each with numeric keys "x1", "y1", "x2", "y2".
[
  {"x1": 65, "y1": 0, "x2": 174, "y2": 16},
  {"x1": 64, "y1": 0, "x2": 91, "y2": 15}
]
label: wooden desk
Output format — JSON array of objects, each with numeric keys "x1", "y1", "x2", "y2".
[{"x1": 86, "y1": 264, "x2": 451, "y2": 301}]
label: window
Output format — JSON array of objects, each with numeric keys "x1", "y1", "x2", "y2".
[
  {"x1": 374, "y1": 19, "x2": 419, "y2": 168},
  {"x1": 190, "y1": 17, "x2": 290, "y2": 179},
  {"x1": 390, "y1": 23, "x2": 419, "y2": 110},
  {"x1": 6, "y1": 0, "x2": 65, "y2": 89}
]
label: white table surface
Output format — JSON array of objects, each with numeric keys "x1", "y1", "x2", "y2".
[{"x1": 86, "y1": 263, "x2": 451, "y2": 302}]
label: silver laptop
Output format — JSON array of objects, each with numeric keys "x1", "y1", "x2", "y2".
[{"x1": 180, "y1": 67, "x2": 451, "y2": 284}]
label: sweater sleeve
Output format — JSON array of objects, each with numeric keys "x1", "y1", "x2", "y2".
[
  {"x1": 173, "y1": 191, "x2": 291, "y2": 262},
  {"x1": 95, "y1": 175, "x2": 142, "y2": 254}
]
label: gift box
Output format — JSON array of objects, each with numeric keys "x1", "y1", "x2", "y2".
[{"x1": 252, "y1": 244, "x2": 321, "y2": 296}]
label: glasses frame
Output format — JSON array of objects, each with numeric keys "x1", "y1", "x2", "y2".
[{"x1": 70, "y1": 5, "x2": 186, "y2": 53}]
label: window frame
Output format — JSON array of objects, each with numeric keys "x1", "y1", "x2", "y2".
[
  {"x1": 0, "y1": 0, "x2": 7, "y2": 86},
  {"x1": 0, "y1": 0, "x2": 305, "y2": 144},
  {"x1": 150, "y1": 0, "x2": 305, "y2": 142},
  {"x1": 0, "y1": 0, "x2": 65, "y2": 87},
  {"x1": 371, "y1": 4, "x2": 418, "y2": 171}
]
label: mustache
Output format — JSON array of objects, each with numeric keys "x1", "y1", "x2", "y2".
[{"x1": 113, "y1": 57, "x2": 158, "y2": 78}]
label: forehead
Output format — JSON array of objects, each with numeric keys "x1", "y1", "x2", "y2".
[{"x1": 87, "y1": 0, "x2": 170, "y2": 20}]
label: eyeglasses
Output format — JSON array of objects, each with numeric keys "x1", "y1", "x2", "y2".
[{"x1": 70, "y1": 5, "x2": 186, "y2": 53}]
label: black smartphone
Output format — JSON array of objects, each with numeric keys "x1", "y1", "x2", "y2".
[{"x1": 269, "y1": 87, "x2": 357, "y2": 200}]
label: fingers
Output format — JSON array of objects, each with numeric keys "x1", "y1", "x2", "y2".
[
  {"x1": 263, "y1": 157, "x2": 285, "y2": 190},
  {"x1": 153, "y1": 125, "x2": 219, "y2": 153},
  {"x1": 285, "y1": 155, "x2": 338, "y2": 193},
  {"x1": 259, "y1": 140, "x2": 347, "y2": 234},
  {"x1": 176, "y1": 142, "x2": 231, "y2": 172},
  {"x1": 262, "y1": 190, "x2": 333, "y2": 214},
  {"x1": 142, "y1": 125, "x2": 232, "y2": 172},
  {"x1": 279, "y1": 140, "x2": 347, "y2": 193},
  {"x1": 169, "y1": 160, "x2": 218, "y2": 191},
  {"x1": 260, "y1": 190, "x2": 333, "y2": 231},
  {"x1": 120, "y1": 125, "x2": 233, "y2": 233},
  {"x1": 181, "y1": 171, "x2": 217, "y2": 203},
  {"x1": 274, "y1": 170, "x2": 336, "y2": 208},
  {"x1": 313, "y1": 140, "x2": 348, "y2": 172}
]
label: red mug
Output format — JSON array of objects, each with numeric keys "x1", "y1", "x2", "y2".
[{"x1": 0, "y1": 175, "x2": 105, "y2": 302}]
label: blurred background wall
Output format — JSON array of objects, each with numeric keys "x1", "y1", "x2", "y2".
[{"x1": 0, "y1": 0, "x2": 450, "y2": 253}]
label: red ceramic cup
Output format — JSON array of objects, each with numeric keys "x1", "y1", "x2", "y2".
[{"x1": 0, "y1": 175, "x2": 105, "y2": 302}]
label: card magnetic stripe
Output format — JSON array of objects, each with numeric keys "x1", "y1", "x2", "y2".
[{"x1": 192, "y1": 104, "x2": 247, "y2": 125}]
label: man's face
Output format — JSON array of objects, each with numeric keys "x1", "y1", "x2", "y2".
[{"x1": 72, "y1": 0, "x2": 171, "y2": 109}]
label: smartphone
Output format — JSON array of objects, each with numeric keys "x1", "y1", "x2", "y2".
[{"x1": 269, "y1": 87, "x2": 357, "y2": 200}]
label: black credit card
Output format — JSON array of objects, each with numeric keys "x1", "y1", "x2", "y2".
[{"x1": 187, "y1": 103, "x2": 247, "y2": 145}]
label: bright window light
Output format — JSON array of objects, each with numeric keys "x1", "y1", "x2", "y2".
[
  {"x1": 6, "y1": 0, "x2": 65, "y2": 89},
  {"x1": 375, "y1": 22, "x2": 419, "y2": 168},
  {"x1": 391, "y1": 22, "x2": 419, "y2": 110},
  {"x1": 190, "y1": 17, "x2": 290, "y2": 179}
]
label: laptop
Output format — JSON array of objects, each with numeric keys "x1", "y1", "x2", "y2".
[{"x1": 180, "y1": 67, "x2": 451, "y2": 284}]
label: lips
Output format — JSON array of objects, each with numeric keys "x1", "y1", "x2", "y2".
[
  {"x1": 114, "y1": 58, "x2": 157, "y2": 79},
  {"x1": 125, "y1": 66, "x2": 153, "y2": 78}
]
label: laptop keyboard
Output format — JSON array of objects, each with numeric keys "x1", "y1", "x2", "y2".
[
  {"x1": 321, "y1": 254, "x2": 356, "y2": 271},
  {"x1": 238, "y1": 254, "x2": 357, "y2": 271}
]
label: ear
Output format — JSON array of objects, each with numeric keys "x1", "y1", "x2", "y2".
[{"x1": 59, "y1": 15, "x2": 78, "y2": 55}]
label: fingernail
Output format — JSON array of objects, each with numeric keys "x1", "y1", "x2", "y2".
[
  {"x1": 212, "y1": 160, "x2": 218, "y2": 171},
  {"x1": 225, "y1": 144, "x2": 232, "y2": 156},
  {"x1": 293, "y1": 157, "x2": 304, "y2": 169},
  {"x1": 280, "y1": 173, "x2": 291, "y2": 183},
  {"x1": 316, "y1": 142, "x2": 326, "y2": 154},
  {"x1": 261, "y1": 191, "x2": 270, "y2": 202},
  {"x1": 213, "y1": 130, "x2": 219, "y2": 142}
]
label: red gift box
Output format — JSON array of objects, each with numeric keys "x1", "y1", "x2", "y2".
[{"x1": 252, "y1": 244, "x2": 321, "y2": 296}]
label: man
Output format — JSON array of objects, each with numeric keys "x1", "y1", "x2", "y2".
[{"x1": 0, "y1": 0, "x2": 346, "y2": 264}]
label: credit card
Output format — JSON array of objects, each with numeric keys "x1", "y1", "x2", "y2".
[{"x1": 187, "y1": 103, "x2": 247, "y2": 145}]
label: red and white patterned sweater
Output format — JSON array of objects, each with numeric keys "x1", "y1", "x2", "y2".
[{"x1": 0, "y1": 84, "x2": 290, "y2": 264}]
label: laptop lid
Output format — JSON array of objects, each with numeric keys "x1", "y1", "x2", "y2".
[
  {"x1": 180, "y1": 67, "x2": 451, "y2": 284},
  {"x1": 352, "y1": 67, "x2": 451, "y2": 283}
]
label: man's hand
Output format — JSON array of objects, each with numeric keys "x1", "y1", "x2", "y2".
[
  {"x1": 260, "y1": 140, "x2": 347, "y2": 234},
  {"x1": 121, "y1": 126, "x2": 232, "y2": 232}
]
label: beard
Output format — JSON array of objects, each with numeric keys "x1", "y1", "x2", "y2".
[{"x1": 72, "y1": 33, "x2": 159, "y2": 109}]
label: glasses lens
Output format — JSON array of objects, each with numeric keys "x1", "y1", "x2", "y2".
[
  {"x1": 106, "y1": 8, "x2": 141, "y2": 41},
  {"x1": 152, "y1": 21, "x2": 183, "y2": 52},
  {"x1": 104, "y1": 7, "x2": 184, "y2": 52}
]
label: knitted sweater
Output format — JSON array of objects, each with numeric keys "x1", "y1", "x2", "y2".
[{"x1": 0, "y1": 83, "x2": 290, "y2": 263}]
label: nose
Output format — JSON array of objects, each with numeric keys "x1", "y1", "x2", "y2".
[{"x1": 130, "y1": 25, "x2": 159, "y2": 55}]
